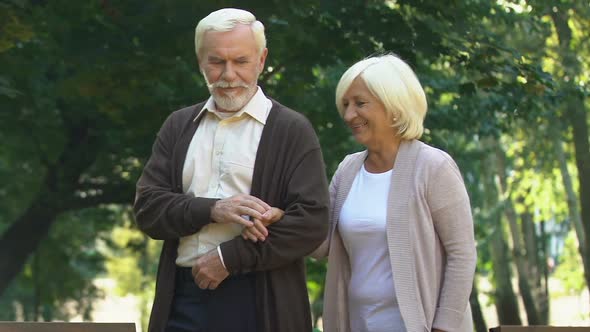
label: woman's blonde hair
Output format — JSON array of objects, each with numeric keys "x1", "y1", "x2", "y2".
[{"x1": 335, "y1": 54, "x2": 427, "y2": 140}]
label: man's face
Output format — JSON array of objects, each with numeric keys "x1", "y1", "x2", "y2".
[{"x1": 199, "y1": 24, "x2": 267, "y2": 112}]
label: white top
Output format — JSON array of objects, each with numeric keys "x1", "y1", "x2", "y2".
[
  {"x1": 176, "y1": 87, "x2": 272, "y2": 267},
  {"x1": 338, "y1": 164, "x2": 406, "y2": 332}
]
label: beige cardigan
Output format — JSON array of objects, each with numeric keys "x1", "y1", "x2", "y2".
[{"x1": 313, "y1": 140, "x2": 476, "y2": 332}]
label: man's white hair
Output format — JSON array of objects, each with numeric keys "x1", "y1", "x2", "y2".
[{"x1": 195, "y1": 8, "x2": 266, "y2": 58}]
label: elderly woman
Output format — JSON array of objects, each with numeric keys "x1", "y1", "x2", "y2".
[{"x1": 243, "y1": 54, "x2": 476, "y2": 332}]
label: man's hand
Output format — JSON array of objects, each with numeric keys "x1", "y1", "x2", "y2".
[
  {"x1": 192, "y1": 249, "x2": 229, "y2": 290},
  {"x1": 211, "y1": 194, "x2": 271, "y2": 227},
  {"x1": 241, "y1": 207, "x2": 284, "y2": 242}
]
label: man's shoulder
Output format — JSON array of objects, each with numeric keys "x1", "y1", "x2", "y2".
[
  {"x1": 159, "y1": 101, "x2": 207, "y2": 133},
  {"x1": 168, "y1": 101, "x2": 206, "y2": 121},
  {"x1": 264, "y1": 98, "x2": 320, "y2": 149},
  {"x1": 268, "y1": 99, "x2": 312, "y2": 130}
]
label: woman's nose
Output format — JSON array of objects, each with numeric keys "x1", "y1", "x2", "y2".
[{"x1": 343, "y1": 105, "x2": 355, "y2": 122}]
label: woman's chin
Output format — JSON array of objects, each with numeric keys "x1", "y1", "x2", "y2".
[{"x1": 352, "y1": 134, "x2": 368, "y2": 146}]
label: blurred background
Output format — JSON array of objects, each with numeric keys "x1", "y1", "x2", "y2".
[{"x1": 1, "y1": 0, "x2": 589, "y2": 331}]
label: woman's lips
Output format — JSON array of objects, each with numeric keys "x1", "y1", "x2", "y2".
[{"x1": 349, "y1": 121, "x2": 368, "y2": 129}]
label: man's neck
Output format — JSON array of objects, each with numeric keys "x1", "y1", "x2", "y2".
[{"x1": 216, "y1": 107, "x2": 237, "y2": 113}]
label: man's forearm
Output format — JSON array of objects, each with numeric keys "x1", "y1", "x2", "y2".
[
  {"x1": 220, "y1": 209, "x2": 328, "y2": 274},
  {"x1": 135, "y1": 191, "x2": 218, "y2": 240}
]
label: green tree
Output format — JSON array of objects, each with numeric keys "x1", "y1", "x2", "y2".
[
  {"x1": 544, "y1": 2, "x2": 590, "y2": 299},
  {"x1": 0, "y1": 0, "x2": 563, "y2": 326}
]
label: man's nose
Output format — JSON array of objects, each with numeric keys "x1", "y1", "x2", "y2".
[{"x1": 221, "y1": 63, "x2": 237, "y2": 81}]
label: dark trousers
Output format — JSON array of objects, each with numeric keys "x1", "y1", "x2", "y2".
[{"x1": 165, "y1": 267, "x2": 257, "y2": 332}]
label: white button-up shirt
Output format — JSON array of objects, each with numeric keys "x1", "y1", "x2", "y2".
[{"x1": 176, "y1": 87, "x2": 272, "y2": 267}]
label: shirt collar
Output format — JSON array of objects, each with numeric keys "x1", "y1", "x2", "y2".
[{"x1": 193, "y1": 87, "x2": 270, "y2": 125}]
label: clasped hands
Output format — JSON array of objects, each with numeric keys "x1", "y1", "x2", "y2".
[{"x1": 192, "y1": 194, "x2": 283, "y2": 290}]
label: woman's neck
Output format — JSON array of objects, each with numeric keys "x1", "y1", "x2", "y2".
[{"x1": 364, "y1": 137, "x2": 402, "y2": 173}]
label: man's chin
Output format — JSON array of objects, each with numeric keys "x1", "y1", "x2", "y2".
[
  {"x1": 212, "y1": 96, "x2": 247, "y2": 112},
  {"x1": 211, "y1": 89, "x2": 256, "y2": 112},
  {"x1": 217, "y1": 87, "x2": 243, "y2": 94}
]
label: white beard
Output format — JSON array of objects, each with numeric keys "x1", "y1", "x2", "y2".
[{"x1": 203, "y1": 76, "x2": 257, "y2": 112}]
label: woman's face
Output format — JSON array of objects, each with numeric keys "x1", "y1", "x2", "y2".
[{"x1": 341, "y1": 77, "x2": 396, "y2": 148}]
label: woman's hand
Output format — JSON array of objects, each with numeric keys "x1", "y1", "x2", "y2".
[{"x1": 241, "y1": 207, "x2": 284, "y2": 242}]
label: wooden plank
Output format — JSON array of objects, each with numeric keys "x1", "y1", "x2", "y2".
[
  {"x1": 0, "y1": 322, "x2": 135, "y2": 332},
  {"x1": 490, "y1": 326, "x2": 590, "y2": 332}
]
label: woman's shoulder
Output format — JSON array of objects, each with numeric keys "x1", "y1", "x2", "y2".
[
  {"x1": 413, "y1": 141, "x2": 461, "y2": 175},
  {"x1": 416, "y1": 142, "x2": 461, "y2": 180},
  {"x1": 417, "y1": 141, "x2": 453, "y2": 160},
  {"x1": 331, "y1": 150, "x2": 366, "y2": 181},
  {"x1": 342, "y1": 150, "x2": 366, "y2": 164},
  {"x1": 338, "y1": 150, "x2": 366, "y2": 170}
]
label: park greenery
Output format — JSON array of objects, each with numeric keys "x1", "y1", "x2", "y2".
[{"x1": 1, "y1": 0, "x2": 589, "y2": 331}]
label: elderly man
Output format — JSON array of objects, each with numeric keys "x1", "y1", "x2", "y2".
[{"x1": 133, "y1": 8, "x2": 329, "y2": 332}]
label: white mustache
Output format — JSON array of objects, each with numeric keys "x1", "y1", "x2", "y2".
[{"x1": 207, "y1": 80, "x2": 250, "y2": 89}]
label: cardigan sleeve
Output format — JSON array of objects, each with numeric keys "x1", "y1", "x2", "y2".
[
  {"x1": 310, "y1": 155, "x2": 347, "y2": 259},
  {"x1": 133, "y1": 111, "x2": 218, "y2": 240},
  {"x1": 219, "y1": 120, "x2": 330, "y2": 273},
  {"x1": 428, "y1": 156, "x2": 477, "y2": 331},
  {"x1": 220, "y1": 147, "x2": 330, "y2": 273}
]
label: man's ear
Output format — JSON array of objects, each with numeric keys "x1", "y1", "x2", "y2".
[
  {"x1": 258, "y1": 48, "x2": 268, "y2": 72},
  {"x1": 197, "y1": 56, "x2": 203, "y2": 72}
]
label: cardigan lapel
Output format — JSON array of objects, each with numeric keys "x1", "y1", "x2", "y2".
[
  {"x1": 171, "y1": 103, "x2": 206, "y2": 193},
  {"x1": 324, "y1": 150, "x2": 365, "y2": 332},
  {"x1": 386, "y1": 139, "x2": 426, "y2": 332},
  {"x1": 331, "y1": 150, "x2": 366, "y2": 225}
]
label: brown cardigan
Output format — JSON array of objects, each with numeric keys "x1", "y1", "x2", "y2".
[{"x1": 134, "y1": 99, "x2": 330, "y2": 332}]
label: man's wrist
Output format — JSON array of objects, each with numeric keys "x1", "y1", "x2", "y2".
[
  {"x1": 210, "y1": 201, "x2": 218, "y2": 223},
  {"x1": 216, "y1": 245, "x2": 227, "y2": 270}
]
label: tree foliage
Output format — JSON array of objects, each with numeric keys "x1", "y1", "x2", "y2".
[{"x1": 1, "y1": 0, "x2": 587, "y2": 328}]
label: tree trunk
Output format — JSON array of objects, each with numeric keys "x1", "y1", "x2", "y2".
[
  {"x1": 0, "y1": 109, "x2": 137, "y2": 297},
  {"x1": 553, "y1": 134, "x2": 589, "y2": 310},
  {"x1": 520, "y1": 197, "x2": 550, "y2": 324},
  {"x1": 494, "y1": 145, "x2": 540, "y2": 324},
  {"x1": 470, "y1": 278, "x2": 488, "y2": 332},
  {"x1": 0, "y1": 186, "x2": 61, "y2": 296},
  {"x1": 568, "y1": 101, "x2": 590, "y2": 255},
  {"x1": 490, "y1": 221, "x2": 522, "y2": 325},
  {"x1": 0, "y1": 179, "x2": 133, "y2": 296},
  {"x1": 539, "y1": 219, "x2": 550, "y2": 322},
  {"x1": 551, "y1": 8, "x2": 590, "y2": 298},
  {"x1": 481, "y1": 147, "x2": 522, "y2": 325},
  {"x1": 555, "y1": 139, "x2": 586, "y2": 252}
]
